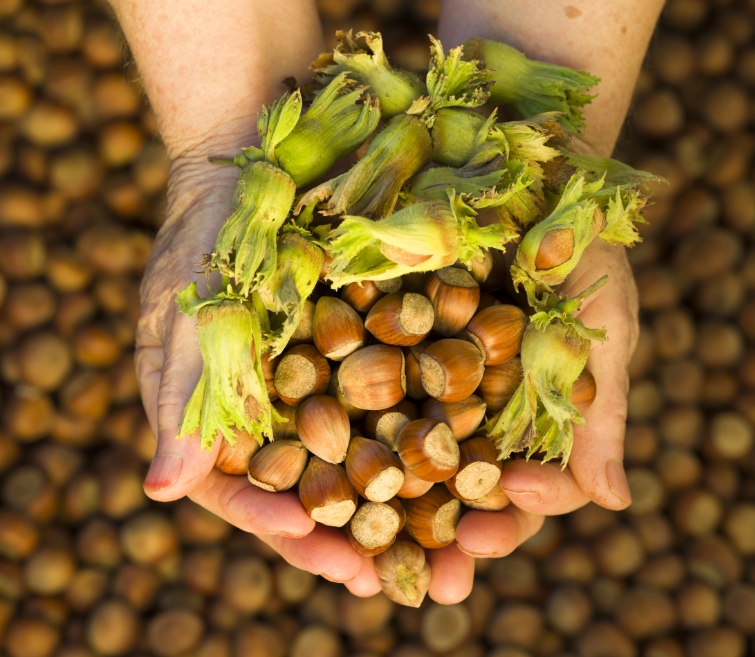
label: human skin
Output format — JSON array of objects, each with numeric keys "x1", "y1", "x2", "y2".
[
  {"x1": 438, "y1": 0, "x2": 666, "y2": 563},
  {"x1": 115, "y1": 0, "x2": 664, "y2": 602}
]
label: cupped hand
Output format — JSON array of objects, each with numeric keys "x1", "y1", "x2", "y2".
[
  {"x1": 134, "y1": 157, "x2": 479, "y2": 603},
  {"x1": 135, "y1": 158, "x2": 369, "y2": 591},
  {"x1": 456, "y1": 237, "x2": 638, "y2": 558}
]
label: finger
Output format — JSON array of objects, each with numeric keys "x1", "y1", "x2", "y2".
[
  {"x1": 455, "y1": 506, "x2": 544, "y2": 559},
  {"x1": 189, "y1": 469, "x2": 314, "y2": 537},
  {"x1": 344, "y1": 557, "x2": 382, "y2": 598},
  {"x1": 134, "y1": 343, "x2": 162, "y2": 434},
  {"x1": 258, "y1": 525, "x2": 364, "y2": 583},
  {"x1": 426, "y1": 543, "x2": 475, "y2": 604},
  {"x1": 562, "y1": 241, "x2": 636, "y2": 511},
  {"x1": 142, "y1": 310, "x2": 219, "y2": 501},
  {"x1": 500, "y1": 459, "x2": 588, "y2": 515}
]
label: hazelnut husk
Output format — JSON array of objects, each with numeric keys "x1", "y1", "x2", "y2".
[
  {"x1": 462, "y1": 475, "x2": 510, "y2": 511},
  {"x1": 425, "y1": 267, "x2": 480, "y2": 337},
  {"x1": 295, "y1": 396, "x2": 350, "y2": 464},
  {"x1": 328, "y1": 364, "x2": 367, "y2": 421},
  {"x1": 396, "y1": 418, "x2": 459, "y2": 482},
  {"x1": 374, "y1": 539, "x2": 431, "y2": 607},
  {"x1": 572, "y1": 367, "x2": 597, "y2": 412},
  {"x1": 364, "y1": 399, "x2": 420, "y2": 450},
  {"x1": 535, "y1": 227, "x2": 574, "y2": 269},
  {"x1": 338, "y1": 345, "x2": 406, "y2": 410},
  {"x1": 404, "y1": 342, "x2": 429, "y2": 401},
  {"x1": 216, "y1": 430, "x2": 261, "y2": 476},
  {"x1": 347, "y1": 497, "x2": 405, "y2": 556},
  {"x1": 476, "y1": 357, "x2": 523, "y2": 413},
  {"x1": 465, "y1": 304, "x2": 527, "y2": 365},
  {"x1": 273, "y1": 344, "x2": 330, "y2": 406},
  {"x1": 247, "y1": 440, "x2": 308, "y2": 492},
  {"x1": 341, "y1": 278, "x2": 403, "y2": 313},
  {"x1": 419, "y1": 339, "x2": 485, "y2": 403},
  {"x1": 403, "y1": 485, "x2": 462, "y2": 549},
  {"x1": 421, "y1": 396, "x2": 487, "y2": 442},
  {"x1": 298, "y1": 457, "x2": 357, "y2": 527},
  {"x1": 345, "y1": 436, "x2": 405, "y2": 502},
  {"x1": 312, "y1": 296, "x2": 365, "y2": 361},
  {"x1": 272, "y1": 399, "x2": 298, "y2": 440},
  {"x1": 396, "y1": 468, "x2": 435, "y2": 499},
  {"x1": 364, "y1": 292, "x2": 434, "y2": 346},
  {"x1": 445, "y1": 437, "x2": 502, "y2": 501}
]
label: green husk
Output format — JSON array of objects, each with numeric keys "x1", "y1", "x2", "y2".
[
  {"x1": 210, "y1": 161, "x2": 297, "y2": 296},
  {"x1": 430, "y1": 107, "x2": 487, "y2": 167},
  {"x1": 511, "y1": 172, "x2": 604, "y2": 292},
  {"x1": 429, "y1": 108, "x2": 567, "y2": 229},
  {"x1": 485, "y1": 277, "x2": 608, "y2": 465},
  {"x1": 406, "y1": 37, "x2": 490, "y2": 128},
  {"x1": 563, "y1": 151, "x2": 657, "y2": 188},
  {"x1": 463, "y1": 37, "x2": 599, "y2": 134},
  {"x1": 257, "y1": 231, "x2": 325, "y2": 356},
  {"x1": 176, "y1": 293, "x2": 282, "y2": 449},
  {"x1": 237, "y1": 90, "x2": 303, "y2": 166},
  {"x1": 295, "y1": 114, "x2": 432, "y2": 219},
  {"x1": 325, "y1": 194, "x2": 516, "y2": 287},
  {"x1": 317, "y1": 31, "x2": 426, "y2": 118},
  {"x1": 275, "y1": 73, "x2": 381, "y2": 187}
]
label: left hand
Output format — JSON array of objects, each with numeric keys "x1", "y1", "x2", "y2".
[{"x1": 455, "y1": 238, "x2": 638, "y2": 561}]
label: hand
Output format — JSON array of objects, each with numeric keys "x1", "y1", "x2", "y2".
[
  {"x1": 135, "y1": 157, "x2": 479, "y2": 602},
  {"x1": 135, "y1": 158, "x2": 361, "y2": 590},
  {"x1": 455, "y1": 237, "x2": 638, "y2": 559}
]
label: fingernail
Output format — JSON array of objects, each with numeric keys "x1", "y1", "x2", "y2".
[
  {"x1": 144, "y1": 455, "x2": 182, "y2": 492},
  {"x1": 502, "y1": 489, "x2": 542, "y2": 506},
  {"x1": 606, "y1": 458, "x2": 631, "y2": 505},
  {"x1": 457, "y1": 545, "x2": 486, "y2": 558}
]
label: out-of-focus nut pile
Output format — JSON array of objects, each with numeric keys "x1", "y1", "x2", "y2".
[{"x1": 1, "y1": 0, "x2": 754, "y2": 656}]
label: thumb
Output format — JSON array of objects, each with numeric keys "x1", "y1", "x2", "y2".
[
  {"x1": 563, "y1": 242, "x2": 637, "y2": 511},
  {"x1": 140, "y1": 310, "x2": 219, "y2": 501}
]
